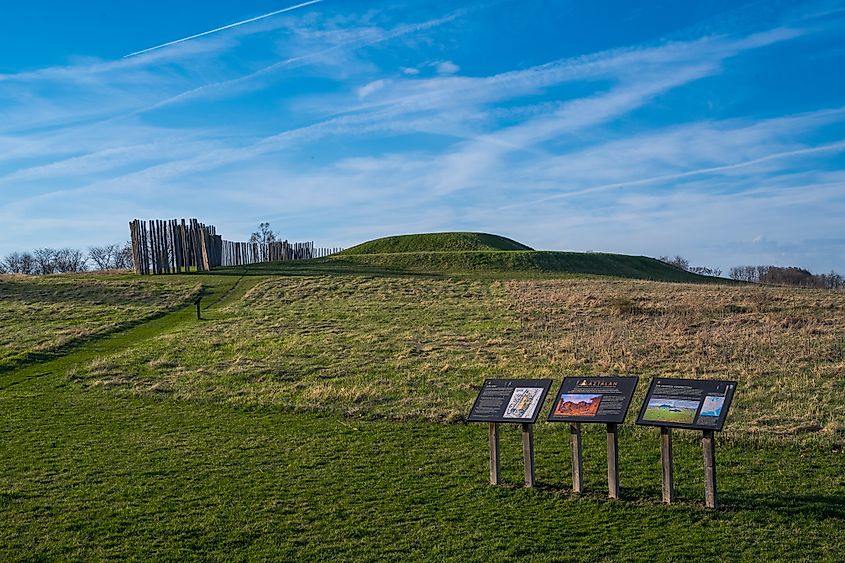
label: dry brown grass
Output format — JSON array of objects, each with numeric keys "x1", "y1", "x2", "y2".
[
  {"x1": 506, "y1": 278, "x2": 845, "y2": 440},
  {"x1": 69, "y1": 274, "x2": 845, "y2": 444}
]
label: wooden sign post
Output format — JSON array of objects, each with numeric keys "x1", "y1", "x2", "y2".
[
  {"x1": 548, "y1": 376, "x2": 639, "y2": 497},
  {"x1": 660, "y1": 427, "x2": 674, "y2": 503},
  {"x1": 569, "y1": 422, "x2": 583, "y2": 494},
  {"x1": 636, "y1": 378, "x2": 736, "y2": 508},
  {"x1": 703, "y1": 430, "x2": 718, "y2": 509},
  {"x1": 522, "y1": 423, "x2": 535, "y2": 487},
  {"x1": 468, "y1": 379, "x2": 552, "y2": 488},
  {"x1": 488, "y1": 422, "x2": 500, "y2": 485},
  {"x1": 606, "y1": 423, "x2": 620, "y2": 499}
]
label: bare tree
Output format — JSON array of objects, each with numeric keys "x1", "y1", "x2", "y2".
[
  {"x1": 88, "y1": 245, "x2": 115, "y2": 270},
  {"x1": 2, "y1": 252, "x2": 35, "y2": 275},
  {"x1": 88, "y1": 242, "x2": 133, "y2": 271},
  {"x1": 658, "y1": 255, "x2": 690, "y2": 271},
  {"x1": 115, "y1": 241, "x2": 133, "y2": 270},
  {"x1": 54, "y1": 248, "x2": 87, "y2": 273},
  {"x1": 33, "y1": 248, "x2": 57, "y2": 275},
  {"x1": 249, "y1": 222, "x2": 276, "y2": 244},
  {"x1": 689, "y1": 266, "x2": 723, "y2": 277}
]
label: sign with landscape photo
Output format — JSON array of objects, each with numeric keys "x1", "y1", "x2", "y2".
[
  {"x1": 467, "y1": 379, "x2": 553, "y2": 424},
  {"x1": 636, "y1": 378, "x2": 737, "y2": 431},
  {"x1": 547, "y1": 376, "x2": 639, "y2": 424}
]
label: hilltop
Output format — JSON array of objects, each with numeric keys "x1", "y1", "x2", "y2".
[
  {"x1": 340, "y1": 232, "x2": 533, "y2": 254},
  {"x1": 331, "y1": 232, "x2": 719, "y2": 283}
]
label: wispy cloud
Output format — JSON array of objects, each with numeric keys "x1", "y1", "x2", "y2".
[
  {"x1": 1, "y1": 0, "x2": 844, "y2": 273},
  {"x1": 124, "y1": 0, "x2": 324, "y2": 58}
]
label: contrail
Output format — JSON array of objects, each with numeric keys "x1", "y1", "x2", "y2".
[{"x1": 124, "y1": 0, "x2": 323, "y2": 58}]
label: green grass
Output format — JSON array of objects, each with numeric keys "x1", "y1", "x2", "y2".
[
  {"x1": 340, "y1": 232, "x2": 533, "y2": 254},
  {"x1": 329, "y1": 231, "x2": 722, "y2": 282},
  {"x1": 0, "y1": 274, "x2": 203, "y2": 373},
  {"x1": 643, "y1": 406, "x2": 698, "y2": 424},
  {"x1": 328, "y1": 250, "x2": 720, "y2": 282},
  {"x1": 66, "y1": 273, "x2": 845, "y2": 444},
  {"x1": 2, "y1": 264, "x2": 844, "y2": 559},
  {"x1": 2, "y1": 371, "x2": 844, "y2": 560}
]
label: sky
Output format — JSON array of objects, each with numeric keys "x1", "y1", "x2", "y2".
[{"x1": 1, "y1": 0, "x2": 845, "y2": 274}]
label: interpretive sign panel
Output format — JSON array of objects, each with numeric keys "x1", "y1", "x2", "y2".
[
  {"x1": 547, "y1": 376, "x2": 639, "y2": 424},
  {"x1": 636, "y1": 378, "x2": 736, "y2": 431},
  {"x1": 467, "y1": 379, "x2": 553, "y2": 424}
]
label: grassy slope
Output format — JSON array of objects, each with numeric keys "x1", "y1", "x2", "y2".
[
  {"x1": 341, "y1": 232, "x2": 533, "y2": 254},
  {"x1": 2, "y1": 266, "x2": 844, "y2": 559},
  {"x1": 68, "y1": 272, "x2": 845, "y2": 443},
  {"x1": 0, "y1": 274, "x2": 202, "y2": 373},
  {"x1": 330, "y1": 251, "x2": 717, "y2": 282}
]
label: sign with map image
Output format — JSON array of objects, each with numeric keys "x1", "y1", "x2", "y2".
[
  {"x1": 547, "y1": 376, "x2": 639, "y2": 423},
  {"x1": 636, "y1": 378, "x2": 737, "y2": 431},
  {"x1": 503, "y1": 387, "x2": 545, "y2": 419},
  {"x1": 467, "y1": 379, "x2": 553, "y2": 424}
]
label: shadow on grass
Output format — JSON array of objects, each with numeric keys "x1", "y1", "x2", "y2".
[{"x1": 726, "y1": 492, "x2": 845, "y2": 520}]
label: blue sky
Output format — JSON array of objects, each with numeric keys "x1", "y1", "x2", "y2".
[{"x1": 2, "y1": 0, "x2": 845, "y2": 273}]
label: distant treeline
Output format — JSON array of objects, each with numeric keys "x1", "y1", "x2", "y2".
[
  {"x1": 0, "y1": 243, "x2": 132, "y2": 275},
  {"x1": 728, "y1": 265, "x2": 844, "y2": 289},
  {"x1": 659, "y1": 255, "x2": 843, "y2": 289}
]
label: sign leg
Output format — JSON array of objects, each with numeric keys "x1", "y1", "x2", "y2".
[
  {"x1": 570, "y1": 422, "x2": 583, "y2": 494},
  {"x1": 521, "y1": 423, "x2": 535, "y2": 488},
  {"x1": 661, "y1": 427, "x2": 674, "y2": 504},
  {"x1": 488, "y1": 422, "x2": 501, "y2": 485},
  {"x1": 607, "y1": 423, "x2": 619, "y2": 499},
  {"x1": 703, "y1": 430, "x2": 718, "y2": 509}
]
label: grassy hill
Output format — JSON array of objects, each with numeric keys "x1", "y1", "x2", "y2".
[
  {"x1": 331, "y1": 232, "x2": 718, "y2": 282},
  {"x1": 330, "y1": 250, "x2": 720, "y2": 281},
  {"x1": 340, "y1": 232, "x2": 533, "y2": 254}
]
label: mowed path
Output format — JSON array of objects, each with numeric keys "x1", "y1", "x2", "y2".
[
  {"x1": 2, "y1": 272, "x2": 844, "y2": 560},
  {"x1": 0, "y1": 272, "x2": 255, "y2": 392}
]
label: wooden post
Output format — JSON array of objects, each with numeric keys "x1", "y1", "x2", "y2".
[
  {"x1": 140, "y1": 221, "x2": 147, "y2": 275},
  {"x1": 570, "y1": 422, "x2": 583, "y2": 494},
  {"x1": 703, "y1": 430, "x2": 718, "y2": 509},
  {"x1": 521, "y1": 423, "x2": 535, "y2": 488},
  {"x1": 661, "y1": 427, "x2": 674, "y2": 504},
  {"x1": 488, "y1": 423, "x2": 500, "y2": 485},
  {"x1": 607, "y1": 423, "x2": 620, "y2": 499}
]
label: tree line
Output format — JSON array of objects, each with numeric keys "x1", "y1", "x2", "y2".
[
  {"x1": 728, "y1": 265, "x2": 843, "y2": 289},
  {"x1": 0, "y1": 243, "x2": 132, "y2": 275},
  {"x1": 659, "y1": 255, "x2": 843, "y2": 289},
  {"x1": 2, "y1": 224, "x2": 278, "y2": 275}
]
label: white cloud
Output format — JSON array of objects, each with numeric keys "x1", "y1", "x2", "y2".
[
  {"x1": 357, "y1": 79, "x2": 388, "y2": 98},
  {"x1": 434, "y1": 60, "x2": 460, "y2": 74}
]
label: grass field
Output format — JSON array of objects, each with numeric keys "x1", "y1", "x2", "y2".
[
  {"x1": 67, "y1": 269, "x2": 845, "y2": 444},
  {"x1": 2, "y1": 249, "x2": 844, "y2": 560},
  {"x1": 0, "y1": 274, "x2": 202, "y2": 372}
]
